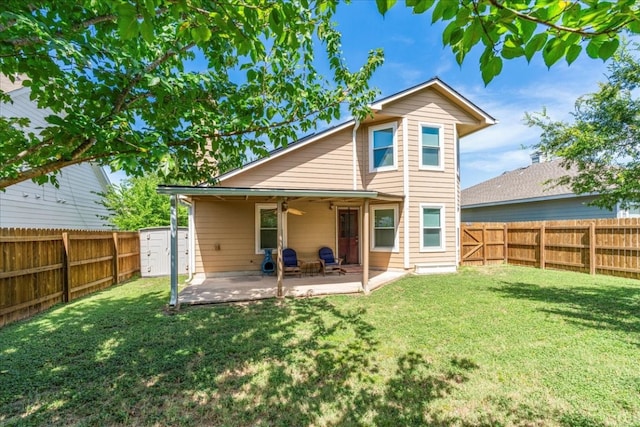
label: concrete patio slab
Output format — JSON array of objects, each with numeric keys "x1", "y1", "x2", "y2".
[{"x1": 178, "y1": 269, "x2": 408, "y2": 305}]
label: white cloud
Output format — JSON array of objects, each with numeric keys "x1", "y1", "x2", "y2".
[
  {"x1": 381, "y1": 61, "x2": 427, "y2": 87},
  {"x1": 389, "y1": 34, "x2": 415, "y2": 46},
  {"x1": 461, "y1": 149, "x2": 532, "y2": 189},
  {"x1": 456, "y1": 57, "x2": 610, "y2": 187}
]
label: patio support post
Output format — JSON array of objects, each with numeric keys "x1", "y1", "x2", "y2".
[
  {"x1": 362, "y1": 199, "x2": 370, "y2": 293},
  {"x1": 276, "y1": 198, "x2": 284, "y2": 298},
  {"x1": 169, "y1": 194, "x2": 179, "y2": 307}
]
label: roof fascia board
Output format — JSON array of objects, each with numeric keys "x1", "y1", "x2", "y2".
[
  {"x1": 218, "y1": 120, "x2": 355, "y2": 182},
  {"x1": 157, "y1": 186, "x2": 380, "y2": 199},
  {"x1": 462, "y1": 192, "x2": 598, "y2": 209}
]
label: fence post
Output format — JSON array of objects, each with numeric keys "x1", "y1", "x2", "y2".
[
  {"x1": 539, "y1": 223, "x2": 546, "y2": 270},
  {"x1": 503, "y1": 223, "x2": 508, "y2": 264},
  {"x1": 62, "y1": 232, "x2": 71, "y2": 302},
  {"x1": 590, "y1": 222, "x2": 596, "y2": 275},
  {"x1": 482, "y1": 224, "x2": 487, "y2": 265},
  {"x1": 113, "y1": 232, "x2": 120, "y2": 284}
]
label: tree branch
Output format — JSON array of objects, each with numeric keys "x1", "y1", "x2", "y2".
[
  {"x1": 486, "y1": 0, "x2": 634, "y2": 37},
  {"x1": 112, "y1": 42, "x2": 196, "y2": 114}
]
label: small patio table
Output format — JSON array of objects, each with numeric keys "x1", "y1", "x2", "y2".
[{"x1": 301, "y1": 260, "x2": 321, "y2": 277}]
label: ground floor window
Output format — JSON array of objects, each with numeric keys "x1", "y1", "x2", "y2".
[
  {"x1": 371, "y1": 204, "x2": 398, "y2": 252},
  {"x1": 420, "y1": 204, "x2": 444, "y2": 251},
  {"x1": 255, "y1": 203, "x2": 281, "y2": 254}
]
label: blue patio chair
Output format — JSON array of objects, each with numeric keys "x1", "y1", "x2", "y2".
[
  {"x1": 282, "y1": 248, "x2": 302, "y2": 278},
  {"x1": 318, "y1": 247, "x2": 344, "y2": 276}
]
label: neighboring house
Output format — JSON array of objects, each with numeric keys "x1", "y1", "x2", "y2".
[
  {"x1": 461, "y1": 154, "x2": 638, "y2": 223},
  {"x1": 0, "y1": 76, "x2": 112, "y2": 229},
  {"x1": 159, "y1": 77, "x2": 495, "y2": 291}
]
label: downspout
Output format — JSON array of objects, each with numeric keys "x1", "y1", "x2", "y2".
[
  {"x1": 454, "y1": 125, "x2": 460, "y2": 267},
  {"x1": 169, "y1": 194, "x2": 178, "y2": 307},
  {"x1": 402, "y1": 117, "x2": 410, "y2": 270},
  {"x1": 352, "y1": 120, "x2": 360, "y2": 190}
]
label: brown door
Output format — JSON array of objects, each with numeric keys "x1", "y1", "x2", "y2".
[{"x1": 338, "y1": 208, "x2": 359, "y2": 264}]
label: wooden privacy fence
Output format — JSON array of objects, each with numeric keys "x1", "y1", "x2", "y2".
[
  {"x1": 461, "y1": 218, "x2": 640, "y2": 280},
  {"x1": 0, "y1": 228, "x2": 140, "y2": 327}
]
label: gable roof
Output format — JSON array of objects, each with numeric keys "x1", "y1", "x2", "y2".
[
  {"x1": 217, "y1": 77, "x2": 495, "y2": 184},
  {"x1": 462, "y1": 159, "x2": 582, "y2": 208},
  {"x1": 370, "y1": 77, "x2": 496, "y2": 127}
]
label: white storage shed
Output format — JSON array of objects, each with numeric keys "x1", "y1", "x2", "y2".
[{"x1": 140, "y1": 227, "x2": 189, "y2": 277}]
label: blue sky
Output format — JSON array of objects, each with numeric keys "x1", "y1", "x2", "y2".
[{"x1": 332, "y1": 2, "x2": 611, "y2": 189}]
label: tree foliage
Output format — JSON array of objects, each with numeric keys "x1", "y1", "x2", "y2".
[
  {"x1": 0, "y1": 0, "x2": 384, "y2": 189},
  {"x1": 378, "y1": 0, "x2": 640, "y2": 84},
  {"x1": 526, "y1": 45, "x2": 640, "y2": 210},
  {"x1": 99, "y1": 173, "x2": 188, "y2": 230}
]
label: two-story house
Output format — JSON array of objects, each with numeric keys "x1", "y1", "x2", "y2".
[{"x1": 158, "y1": 78, "x2": 495, "y2": 300}]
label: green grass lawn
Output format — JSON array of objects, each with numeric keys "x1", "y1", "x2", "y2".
[{"x1": 1, "y1": 266, "x2": 639, "y2": 426}]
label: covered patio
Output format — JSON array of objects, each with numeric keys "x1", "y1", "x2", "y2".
[
  {"x1": 178, "y1": 268, "x2": 408, "y2": 305},
  {"x1": 158, "y1": 186, "x2": 405, "y2": 307}
]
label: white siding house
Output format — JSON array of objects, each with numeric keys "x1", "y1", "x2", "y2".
[{"x1": 1, "y1": 77, "x2": 112, "y2": 229}]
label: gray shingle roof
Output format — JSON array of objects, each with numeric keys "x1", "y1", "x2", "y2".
[{"x1": 462, "y1": 159, "x2": 580, "y2": 207}]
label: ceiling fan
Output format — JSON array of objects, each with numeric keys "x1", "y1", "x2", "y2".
[{"x1": 282, "y1": 200, "x2": 305, "y2": 216}]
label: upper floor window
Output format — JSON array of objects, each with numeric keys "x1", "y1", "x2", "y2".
[
  {"x1": 369, "y1": 122, "x2": 397, "y2": 172},
  {"x1": 420, "y1": 204, "x2": 444, "y2": 251},
  {"x1": 419, "y1": 123, "x2": 444, "y2": 170},
  {"x1": 371, "y1": 204, "x2": 398, "y2": 252}
]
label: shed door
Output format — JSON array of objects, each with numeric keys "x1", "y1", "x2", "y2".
[{"x1": 338, "y1": 208, "x2": 359, "y2": 264}]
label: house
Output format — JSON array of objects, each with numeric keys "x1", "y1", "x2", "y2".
[
  {"x1": 461, "y1": 154, "x2": 638, "y2": 223},
  {"x1": 0, "y1": 76, "x2": 113, "y2": 229},
  {"x1": 158, "y1": 78, "x2": 496, "y2": 303}
]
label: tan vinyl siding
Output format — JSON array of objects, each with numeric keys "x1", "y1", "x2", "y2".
[
  {"x1": 193, "y1": 200, "x2": 261, "y2": 273},
  {"x1": 377, "y1": 87, "x2": 471, "y2": 267},
  {"x1": 359, "y1": 120, "x2": 404, "y2": 194},
  {"x1": 193, "y1": 199, "x2": 340, "y2": 274},
  {"x1": 285, "y1": 201, "x2": 337, "y2": 259},
  {"x1": 222, "y1": 128, "x2": 356, "y2": 189}
]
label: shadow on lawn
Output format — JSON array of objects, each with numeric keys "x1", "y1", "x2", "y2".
[
  {"x1": 0, "y1": 286, "x2": 481, "y2": 426},
  {"x1": 2, "y1": 280, "x2": 602, "y2": 426},
  {"x1": 492, "y1": 281, "x2": 640, "y2": 341}
]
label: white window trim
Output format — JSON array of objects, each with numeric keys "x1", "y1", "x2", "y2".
[
  {"x1": 369, "y1": 121, "x2": 398, "y2": 173},
  {"x1": 255, "y1": 203, "x2": 286, "y2": 254},
  {"x1": 418, "y1": 122, "x2": 445, "y2": 171},
  {"x1": 420, "y1": 203, "x2": 445, "y2": 252},
  {"x1": 370, "y1": 204, "x2": 399, "y2": 252}
]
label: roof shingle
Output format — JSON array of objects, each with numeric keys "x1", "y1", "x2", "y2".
[{"x1": 462, "y1": 159, "x2": 579, "y2": 207}]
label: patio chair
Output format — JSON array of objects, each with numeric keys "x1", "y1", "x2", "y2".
[
  {"x1": 282, "y1": 248, "x2": 302, "y2": 278},
  {"x1": 318, "y1": 246, "x2": 344, "y2": 276}
]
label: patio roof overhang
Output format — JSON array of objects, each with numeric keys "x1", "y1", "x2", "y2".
[
  {"x1": 157, "y1": 185, "x2": 404, "y2": 202},
  {"x1": 161, "y1": 186, "x2": 399, "y2": 307}
]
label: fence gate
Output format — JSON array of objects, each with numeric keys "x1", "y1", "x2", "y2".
[
  {"x1": 460, "y1": 224, "x2": 507, "y2": 266},
  {"x1": 461, "y1": 226, "x2": 484, "y2": 265}
]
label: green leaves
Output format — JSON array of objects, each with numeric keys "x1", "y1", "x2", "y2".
[
  {"x1": 1, "y1": 0, "x2": 382, "y2": 189},
  {"x1": 528, "y1": 45, "x2": 640, "y2": 210},
  {"x1": 98, "y1": 173, "x2": 188, "y2": 229},
  {"x1": 376, "y1": 0, "x2": 397, "y2": 17},
  {"x1": 116, "y1": 2, "x2": 138, "y2": 39},
  {"x1": 376, "y1": 0, "x2": 639, "y2": 85}
]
